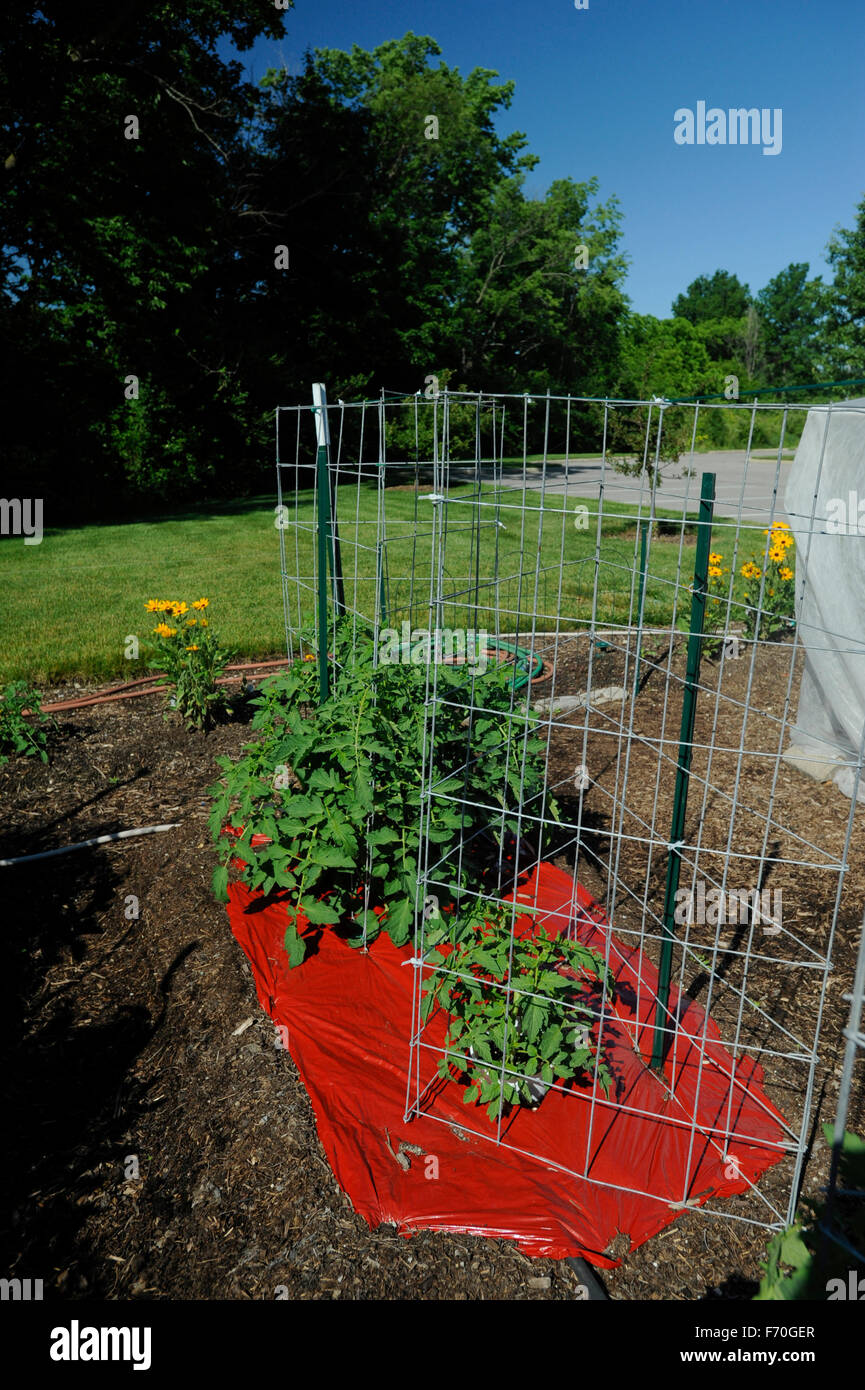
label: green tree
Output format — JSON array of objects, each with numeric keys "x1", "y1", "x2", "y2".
[
  {"x1": 253, "y1": 33, "x2": 534, "y2": 396},
  {"x1": 615, "y1": 314, "x2": 715, "y2": 400},
  {"x1": 0, "y1": 1, "x2": 289, "y2": 516},
  {"x1": 824, "y1": 194, "x2": 865, "y2": 377},
  {"x1": 755, "y1": 263, "x2": 826, "y2": 385},
  {"x1": 672, "y1": 269, "x2": 751, "y2": 324},
  {"x1": 456, "y1": 173, "x2": 629, "y2": 397}
]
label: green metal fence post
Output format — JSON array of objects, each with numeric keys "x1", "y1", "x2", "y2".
[{"x1": 649, "y1": 471, "x2": 716, "y2": 1073}]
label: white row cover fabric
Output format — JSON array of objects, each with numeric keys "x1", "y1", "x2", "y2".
[{"x1": 783, "y1": 398, "x2": 865, "y2": 803}]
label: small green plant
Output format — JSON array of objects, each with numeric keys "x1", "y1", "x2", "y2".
[
  {"x1": 604, "y1": 401, "x2": 696, "y2": 485},
  {"x1": 0, "y1": 680, "x2": 52, "y2": 764},
  {"x1": 421, "y1": 898, "x2": 614, "y2": 1118},
  {"x1": 145, "y1": 597, "x2": 234, "y2": 731},
  {"x1": 209, "y1": 617, "x2": 558, "y2": 969},
  {"x1": 754, "y1": 1127, "x2": 865, "y2": 1300}
]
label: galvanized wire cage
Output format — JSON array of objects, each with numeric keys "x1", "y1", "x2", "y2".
[{"x1": 276, "y1": 385, "x2": 865, "y2": 1242}]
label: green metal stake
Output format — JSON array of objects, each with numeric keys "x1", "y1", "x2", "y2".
[
  {"x1": 649, "y1": 472, "x2": 716, "y2": 1074},
  {"x1": 633, "y1": 519, "x2": 649, "y2": 699},
  {"x1": 313, "y1": 383, "x2": 331, "y2": 704}
]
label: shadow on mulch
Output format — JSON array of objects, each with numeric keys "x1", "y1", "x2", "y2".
[{"x1": 0, "y1": 837, "x2": 150, "y2": 1288}]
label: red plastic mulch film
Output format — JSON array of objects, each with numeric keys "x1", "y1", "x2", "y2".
[{"x1": 225, "y1": 862, "x2": 788, "y2": 1265}]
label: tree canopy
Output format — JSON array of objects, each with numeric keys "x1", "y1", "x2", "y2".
[
  {"x1": 672, "y1": 269, "x2": 751, "y2": 324},
  {"x1": 1, "y1": 7, "x2": 862, "y2": 519}
]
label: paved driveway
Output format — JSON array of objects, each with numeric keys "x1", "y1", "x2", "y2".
[{"x1": 453, "y1": 449, "x2": 794, "y2": 529}]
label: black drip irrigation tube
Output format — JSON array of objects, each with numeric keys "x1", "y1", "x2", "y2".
[{"x1": 566, "y1": 1256, "x2": 610, "y2": 1300}]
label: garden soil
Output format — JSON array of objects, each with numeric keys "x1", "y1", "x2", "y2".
[{"x1": 1, "y1": 637, "x2": 862, "y2": 1300}]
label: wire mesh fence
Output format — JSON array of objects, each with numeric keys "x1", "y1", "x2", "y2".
[{"x1": 276, "y1": 386, "x2": 865, "y2": 1240}]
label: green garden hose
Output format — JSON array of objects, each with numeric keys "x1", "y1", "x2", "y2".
[
  {"x1": 482, "y1": 640, "x2": 544, "y2": 690},
  {"x1": 395, "y1": 638, "x2": 543, "y2": 689}
]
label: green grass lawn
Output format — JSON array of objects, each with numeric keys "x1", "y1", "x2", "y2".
[{"x1": 0, "y1": 485, "x2": 737, "y2": 687}]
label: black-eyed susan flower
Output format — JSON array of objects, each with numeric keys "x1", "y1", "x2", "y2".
[{"x1": 192, "y1": 598, "x2": 209, "y2": 610}]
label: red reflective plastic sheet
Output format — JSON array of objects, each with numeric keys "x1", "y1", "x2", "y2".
[{"x1": 226, "y1": 862, "x2": 786, "y2": 1264}]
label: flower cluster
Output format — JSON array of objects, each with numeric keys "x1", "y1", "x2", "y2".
[
  {"x1": 738, "y1": 522, "x2": 796, "y2": 639},
  {"x1": 145, "y1": 598, "x2": 208, "y2": 617},
  {"x1": 143, "y1": 597, "x2": 233, "y2": 731},
  {"x1": 146, "y1": 598, "x2": 212, "y2": 648},
  {"x1": 762, "y1": 522, "x2": 795, "y2": 580},
  {"x1": 701, "y1": 522, "x2": 795, "y2": 655}
]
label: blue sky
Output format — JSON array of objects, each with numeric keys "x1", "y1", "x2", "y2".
[{"x1": 231, "y1": 0, "x2": 865, "y2": 317}]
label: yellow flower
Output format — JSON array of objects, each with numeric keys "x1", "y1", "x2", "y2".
[
  {"x1": 158, "y1": 600, "x2": 175, "y2": 612},
  {"x1": 199, "y1": 618, "x2": 208, "y2": 627},
  {"x1": 741, "y1": 562, "x2": 761, "y2": 579},
  {"x1": 708, "y1": 564, "x2": 722, "y2": 578},
  {"x1": 185, "y1": 644, "x2": 199, "y2": 652},
  {"x1": 303, "y1": 654, "x2": 315, "y2": 662},
  {"x1": 780, "y1": 566, "x2": 793, "y2": 580},
  {"x1": 154, "y1": 623, "x2": 177, "y2": 638},
  {"x1": 170, "y1": 601, "x2": 189, "y2": 617},
  {"x1": 768, "y1": 548, "x2": 784, "y2": 563},
  {"x1": 192, "y1": 598, "x2": 209, "y2": 610},
  {"x1": 709, "y1": 552, "x2": 723, "y2": 564},
  {"x1": 185, "y1": 617, "x2": 197, "y2": 626},
  {"x1": 145, "y1": 599, "x2": 161, "y2": 612}
]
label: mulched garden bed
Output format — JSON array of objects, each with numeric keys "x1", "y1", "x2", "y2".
[{"x1": 1, "y1": 639, "x2": 862, "y2": 1301}]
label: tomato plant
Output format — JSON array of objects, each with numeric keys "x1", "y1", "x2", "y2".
[
  {"x1": 209, "y1": 617, "x2": 558, "y2": 968},
  {"x1": 421, "y1": 898, "x2": 614, "y2": 1118}
]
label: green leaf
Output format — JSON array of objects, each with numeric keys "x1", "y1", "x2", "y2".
[
  {"x1": 276, "y1": 819, "x2": 308, "y2": 837},
  {"x1": 384, "y1": 897, "x2": 413, "y2": 946},
  {"x1": 211, "y1": 865, "x2": 229, "y2": 903},
  {"x1": 540, "y1": 1024, "x2": 563, "y2": 1060},
  {"x1": 471, "y1": 949, "x2": 503, "y2": 977},
  {"x1": 282, "y1": 794, "x2": 324, "y2": 818},
  {"x1": 523, "y1": 1003, "x2": 545, "y2": 1043},
  {"x1": 284, "y1": 924, "x2": 306, "y2": 968},
  {"x1": 300, "y1": 896, "x2": 341, "y2": 925},
  {"x1": 367, "y1": 826, "x2": 400, "y2": 846}
]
